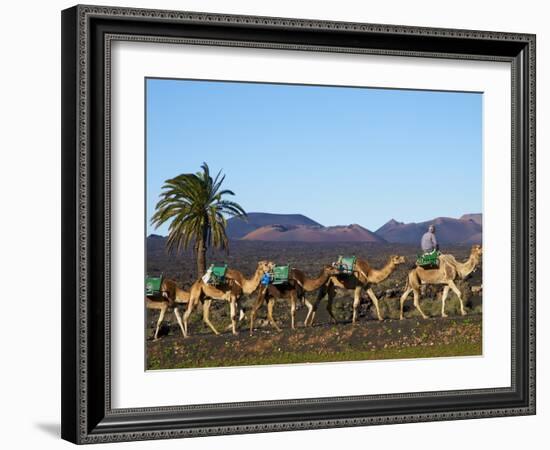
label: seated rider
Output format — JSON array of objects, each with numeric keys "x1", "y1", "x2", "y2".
[{"x1": 420, "y1": 225, "x2": 439, "y2": 255}]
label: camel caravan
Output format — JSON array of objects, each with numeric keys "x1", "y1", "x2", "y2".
[{"x1": 145, "y1": 243, "x2": 483, "y2": 340}]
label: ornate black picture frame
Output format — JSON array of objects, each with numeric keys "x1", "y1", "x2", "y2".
[{"x1": 61, "y1": 4, "x2": 536, "y2": 444}]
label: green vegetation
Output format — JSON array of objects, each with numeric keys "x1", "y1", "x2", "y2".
[{"x1": 147, "y1": 340, "x2": 481, "y2": 370}]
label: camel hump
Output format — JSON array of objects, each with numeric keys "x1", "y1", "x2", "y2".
[
  {"x1": 161, "y1": 278, "x2": 176, "y2": 289},
  {"x1": 225, "y1": 269, "x2": 244, "y2": 285},
  {"x1": 290, "y1": 268, "x2": 305, "y2": 284},
  {"x1": 225, "y1": 267, "x2": 239, "y2": 277},
  {"x1": 159, "y1": 278, "x2": 174, "y2": 293},
  {"x1": 443, "y1": 261, "x2": 456, "y2": 279},
  {"x1": 439, "y1": 254, "x2": 456, "y2": 263},
  {"x1": 355, "y1": 258, "x2": 371, "y2": 274}
]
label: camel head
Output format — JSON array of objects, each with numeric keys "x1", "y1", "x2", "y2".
[
  {"x1": 470, "y1": 245, "x2": 483, "y2": 268},
  {"x1": 322, "y1": 264, "x2": 341, "y2": 277},
  {"x1": 389, "y1": 255, "x2": 406, "y2": 266},
  {"x1": 256, "y1": 260, "x2": 275, "y2": 274},
  {"x1": 471, "y1": 244, "x2": 483, "y2": 258}
]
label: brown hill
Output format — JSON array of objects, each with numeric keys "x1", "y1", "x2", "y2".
[
  {"x1": 226, "y1": 212, "x2": 322, "y2": 239},
  {"x1": 460, "y1": 213, "x2": 482, "y2": 225},
  {"x1": 241, "y1": 224, "x2": 386, "y2": 243},
  {"x1": 375, "y1": 214, "x2": 482, "y2": 245}
]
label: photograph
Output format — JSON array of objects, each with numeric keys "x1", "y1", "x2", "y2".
[
  {"x1": 144, "y1": 78, "x2": 484, "y2": 370},
  {"x1": 57, "y1": 3, "x2": 536, "y2": 444}
]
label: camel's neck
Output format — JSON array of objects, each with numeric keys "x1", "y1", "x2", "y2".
[
  {"x1": 241, "y1": 268, "x2": 263, "y2": 294},
  {"x1": 303, "y1": 269, "x2": 333, "y2": 292},
  {"x1": 456, "y1": 252, "x2": 481, "y2": 278},
  {"x1": 368, "y1": 260, "x2": 397, "y2": 283}
]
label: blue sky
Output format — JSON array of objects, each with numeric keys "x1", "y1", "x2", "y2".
[{"x1": 146, "y1": 78, "x2": 482, "y2": 236}]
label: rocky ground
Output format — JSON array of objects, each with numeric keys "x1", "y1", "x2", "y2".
[
  {"x1": 146, "y1": 242, "x2": 483, "y2": 369},
  {"x1": 146, "y1": 295, "x2": 482, "y2": 369}
]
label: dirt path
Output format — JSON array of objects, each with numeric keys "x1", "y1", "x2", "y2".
[{"x1": 146, "y1": 314, "x2": 482, "y2": 369}]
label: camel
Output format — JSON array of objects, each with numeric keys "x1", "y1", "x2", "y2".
[
  {"x1": 306, "y1": 255, "x2": 407, "y2": 326},
  {"x1": 182, "y1": 260, "x2": 274, "y2": 337},
  {"x1": 399, "y1": 244, "x2": 483, "y2": 319},
  {"x1": 145, "y1": 278, "x2": 190, "y2": 340},
  {"x1": 248, "y1": 265, "x2": 340, "y2": 333}
]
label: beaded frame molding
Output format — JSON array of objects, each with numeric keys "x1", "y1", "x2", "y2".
[{"x1": 61, "y1": 4, "x2": 536, "y2": 444}]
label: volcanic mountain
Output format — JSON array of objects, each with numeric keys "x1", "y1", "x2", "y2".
[
  {"x1": 460, "y1": 213, "x2": 482, "y2": 225},
  {"x1": 241, "y1": 223, "x2": 386, "y2": 243},
  {"x1": 375, "y1": 214, "x2": 482, "y2": 245},
  {"x1": 150, "y1": 212, "x2": 481, "y2": 245},
  {"x1": 226, "y1": 212, "x2": 322, "y2": 239}
]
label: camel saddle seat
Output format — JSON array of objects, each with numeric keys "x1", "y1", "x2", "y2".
[
  {"x1": 416, "y1": 250, "x2": 441, "y2": 269},
  {"x1": 145, "y1": 275, "x2": 163, "y2": 296},
  {"x1": 333, "y1": 256, "x2": 356, "y2": 275},
  {"x1": 271, "y1": 265, "x2": 290, "y2": 285},
  {"x1": 204, "y1": 264, "x2": 228, "y2": 285}
]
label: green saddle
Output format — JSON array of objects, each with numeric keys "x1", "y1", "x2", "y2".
[
  {"x1": 145, "y1": 275, "x2": 163, "y2": 296},
  {"x1": 206, "y1": 264, "x2": 228, "y2": 285},
  {"x1": 334, "y1": 256, "x2": 356, "y2": 274},
  {"x1": 271, "y1": 265, "x2": 290, "y2": 285},
  {"x1": 416, "y1": 250, "x2": 440, "y2": 268}
]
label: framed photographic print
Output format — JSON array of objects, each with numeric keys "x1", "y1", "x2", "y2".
[{"x1": 61, "y1": 4, "x2": 536, "y2": 444}]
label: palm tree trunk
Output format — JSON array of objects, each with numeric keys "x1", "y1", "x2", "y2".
[{"x1": 196, "y1": 238, "x2": 207, "y2": 277}]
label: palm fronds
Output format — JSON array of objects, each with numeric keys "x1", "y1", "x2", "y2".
[{"x1": 151, "y1": 162, "x2": 246, "y2": 275}]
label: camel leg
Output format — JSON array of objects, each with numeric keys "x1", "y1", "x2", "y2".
[
  {"x1": 326, "y1": 284, "x2": 339, "y2": 324},
  {"x1": 309, "y1": 286, "x2": 338, "y2": 326},
  {"x1": 229, "y1": 298, "x2": 238, "y2": 335},
  {"x1": 448, "y1": 280, "x2": 466, "y2": 316},
  {"x1": 366, "y1": 288, "x2": 383, "y2": 321},
  {"x1": 173, "y1": 306, "x2": 185, "y2": 337},
  {"x1": 399, "y1": 288, "x2": 412, "y2": 320},
  {"x1": 352, "y1": 286, "x2": 362, "y2": 324},
  {"x1": 202, "y1": 299, "x2": 221, "y2": 335},
  {"x1": 310, "y1": 310, "x2": 317, "y2": 326},
  {"x1": 224, "y1": 304, "x2": 247, "y2": 331},
  {"x1": 412, "y1": 289, "x2": 428, "y2": 319},
  {"x1": 154, "y1": 303, "x2": 167, "y2": 340},
  {"x1": 326, "y1": 295, "x2": 335, "y2": 323},
  {"x1": 290, "y1": 292, "x2": 297, "y2": 330},
  {"x1": 267, "y1": 298, "x2": 282, "y2": 332},
  {"x1": 440, "y1": 285, "x2": 450, "y2": 318},
  {"x1": 250, "y1": 288, "x2": 267, "y2": 334},
  {"x1": 238, "y1": 308, "x2": 246, "y2": 322},
  {"x1": 249, "y1": 301, "x2": 258, "y2": 335},
  {"x1": 309, "y1": 310, "x2": 317, "y2": 326},
  {"x1": 304, "y1": 289, "x2": 324, "y2": 327},
  {"x1": 182, "y1": 299, "x2": 198, "y2": 338},
  {"x1": 308, "y1": 298, "x2": 322, "y2": 326},
  {"x1": 304, "y1": 299, "x2": 314, "y2": 327},
  {"x1": 306, "y1": 287, "x2": 324, "y2": 327}
]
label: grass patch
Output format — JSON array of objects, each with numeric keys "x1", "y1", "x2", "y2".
[{"x1": 147, "y1": 340, "x2": 481, "y2": 370}]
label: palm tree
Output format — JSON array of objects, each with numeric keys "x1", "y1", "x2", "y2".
[{"x1": 151, "y1": 162, "x2": 246, "y2": 277}]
